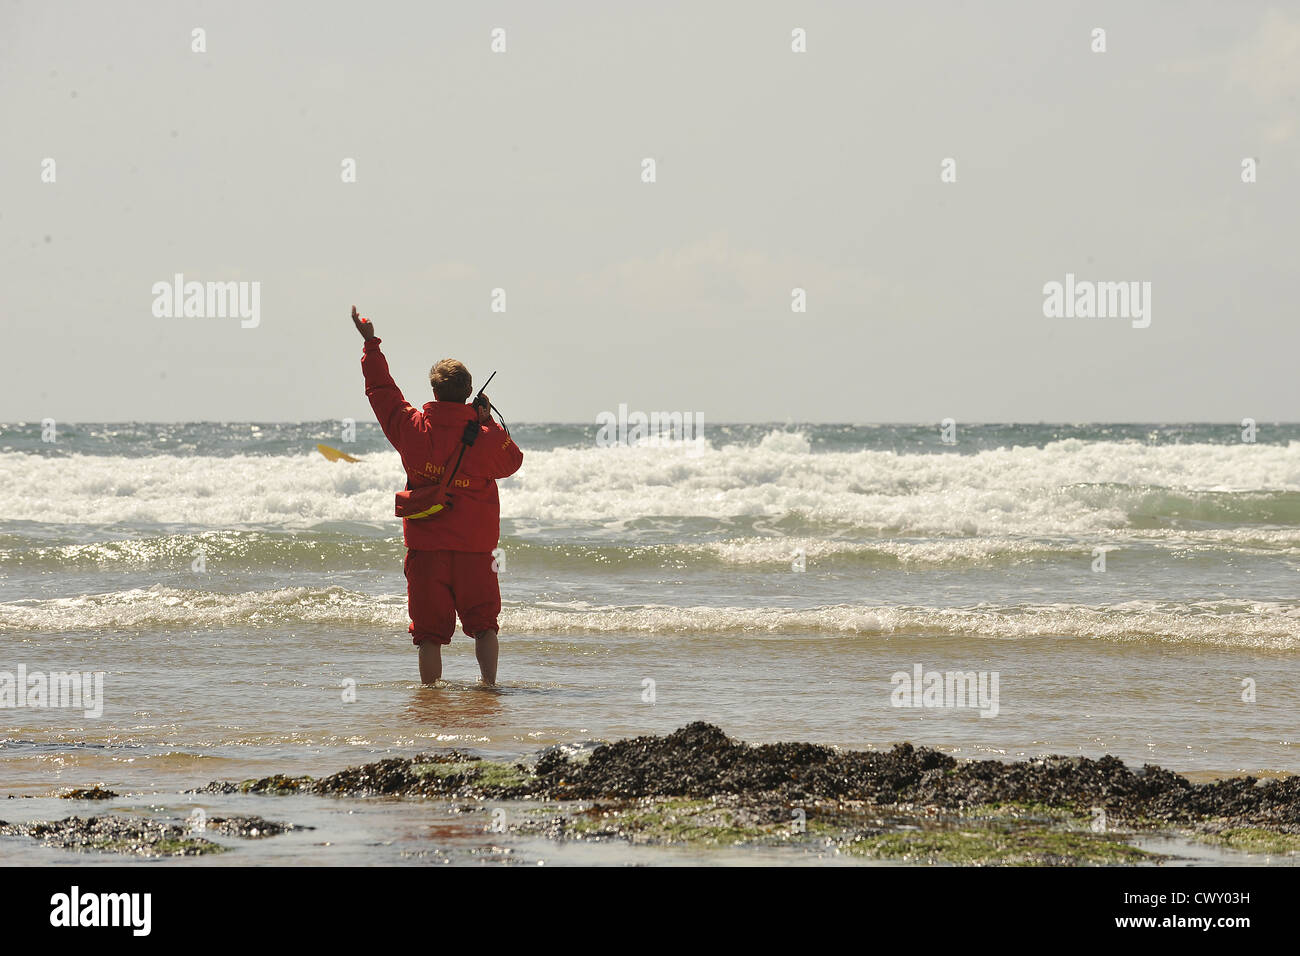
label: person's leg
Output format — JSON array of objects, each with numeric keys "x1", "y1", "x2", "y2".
[
  {"x1": 450, "y1": 551, "x2": 503, "y2": 686},
  {"x1": 473, "y1": 629, "x2": 498, "y2": 685},
  {"x1": 405, "y1": 550, "x2": 454, "y2": 683},
  {"x1": 418, "y1": 640, "x2": 443, "y2": 683}
]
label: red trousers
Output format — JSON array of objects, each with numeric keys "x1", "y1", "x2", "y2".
[{"x1": 404, "y1": 549, "x2": 501, "y2": 646}]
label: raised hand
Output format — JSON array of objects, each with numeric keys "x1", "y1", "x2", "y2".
[{"x1": 351, "y1": 304, "x2": 376, "y2": 340}]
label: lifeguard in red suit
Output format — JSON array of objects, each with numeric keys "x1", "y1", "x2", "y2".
[{"x1": 352, "y1": 307, "x2": 522, "y2": 684}]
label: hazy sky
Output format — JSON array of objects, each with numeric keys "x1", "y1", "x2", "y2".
[{"x1": 2, "y1": 1, "x2": 1297, "y2": 423}]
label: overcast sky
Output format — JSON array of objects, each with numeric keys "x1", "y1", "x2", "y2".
[{"x1": 2, "y1": 0, "x2": 1297, "y2": 423}]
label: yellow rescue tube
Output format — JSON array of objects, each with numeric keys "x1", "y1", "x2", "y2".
[{"x1": 316, "y1": 443, "x2": 361, "y2": 463}]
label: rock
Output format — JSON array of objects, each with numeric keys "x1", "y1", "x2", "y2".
[{"x1": 60, "y1": 786, "x2": 117, "y2": 800}]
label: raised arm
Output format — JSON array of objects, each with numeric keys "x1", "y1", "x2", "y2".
[{"x1": 353, "y1": 305, "x2": 422, "y2": 448}]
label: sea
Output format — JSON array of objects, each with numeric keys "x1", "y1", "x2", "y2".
[{"x1": 1, "y1": 421, "x2": 1297, "y2": 864}]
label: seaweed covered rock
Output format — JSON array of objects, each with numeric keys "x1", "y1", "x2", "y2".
[
  {"x1": 526, "y1": 725, "x2": 1299, "y2": 829},
  {"x1": 0, "y1": 815, "x2": 224, "y2": 857},
  {"x1": 60, "y1": 786, "x2": 117, "y2": 800},
  {"x1": 187, "y1": 722, "x2": 1300, "y2": 832}
]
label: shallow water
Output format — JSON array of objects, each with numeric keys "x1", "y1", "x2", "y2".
[{"x1": 3, "y1": 628, "x2": 1298, "y2": 803}]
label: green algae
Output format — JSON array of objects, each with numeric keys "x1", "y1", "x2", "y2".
[
  {"x1": 966, "y1": 801, "x2": 1088, "y2": 823},
  {"x1": 412, "y1": 759, "x2": 530, "y2": 794},
  {"x1": 843, "y1": 825, "x2": 1157, "y2": 865},
  {"x1": 567, "y1": 798, "x2": 775, "y2": 846},
  {"x1": 94, "y1": 836, "x2": 227, "y2": 857},
  {"x1": 516, "y1": 795, "x2": 1159, "y2": 864},
  {"x1": 412, "y1": 761, "x2": 476, "y2": 780},
  {"x1": 472, "y1": 761, "x2": 531, "y2": 792},
  {"x1": 1191, "y1": 827, "x2": 1300, "y2": 855},
  {"x1": 238, "y1": 773, "x2": 313, "y2": 794}
]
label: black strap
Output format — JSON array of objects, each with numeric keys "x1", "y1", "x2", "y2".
[
  {"x1": 488, "y1": 401, "x2": 510, "y2": 440},
  {"x1": 427, "y1": 420, "x2": 480, "y2": 507},
  {"x1": 404, "y1": 416, "x2": 479, "y2": 495}
]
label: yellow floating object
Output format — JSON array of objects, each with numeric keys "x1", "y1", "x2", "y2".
[{"x1": 317, "y1": 443, "x2": 361, "y2": 463}]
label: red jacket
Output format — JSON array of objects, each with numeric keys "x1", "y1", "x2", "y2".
[{"x1": 361, "y1": 337, "x2": 522, "y2": 552}]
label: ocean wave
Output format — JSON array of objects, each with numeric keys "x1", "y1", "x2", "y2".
[
  {"x1": 3, "y1": 585, "x2": 1298, "y2": 649},
  {"x1": 5, "y1": 527, "x2": 1300, "y2": 574},
  {"x1": 0, "y1": 529, "x2": 403, "y2": 571},
  {"x1": 0, "y1": 585, "x2": 410, "y2": 632},
  {"x1": 3, "y1": 437, "x2": 1300, "y2": 535}
]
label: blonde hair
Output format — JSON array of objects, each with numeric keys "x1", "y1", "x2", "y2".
[{"x1": 429, "y1": 359, "x2": 472, "y2": 403}]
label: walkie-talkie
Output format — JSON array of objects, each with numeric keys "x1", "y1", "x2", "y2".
[
  {"x1": 472, "y1": 370, "x2": 497, "y2": 416},
  {"x1": 463, "y1": 370, "x2": 498, "y2": 446}
]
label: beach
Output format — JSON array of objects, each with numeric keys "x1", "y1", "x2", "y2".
[{"x1": 2, "y1": 421, "x2": 1298, "y2": 864}]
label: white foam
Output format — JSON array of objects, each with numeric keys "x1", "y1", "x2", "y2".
[
  {"x1": 701, "y1": 528, "x2": 1300, "y2": 565},
  {"x1": 2, "y1": 585, "x2": 1296, "y2": 650},
  {"x1": 701, "y1": 536, "x2": 1063, "y2": 566},
  {"x1": 4, "y1": 436, "x2": 1300, "y2": 535},
  {"x1": 506, "y1": 600, "x2": 1300, "y2": 649},
  {"x1": 0, "y1": 585, "x2": 409, "y2": 631}
]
